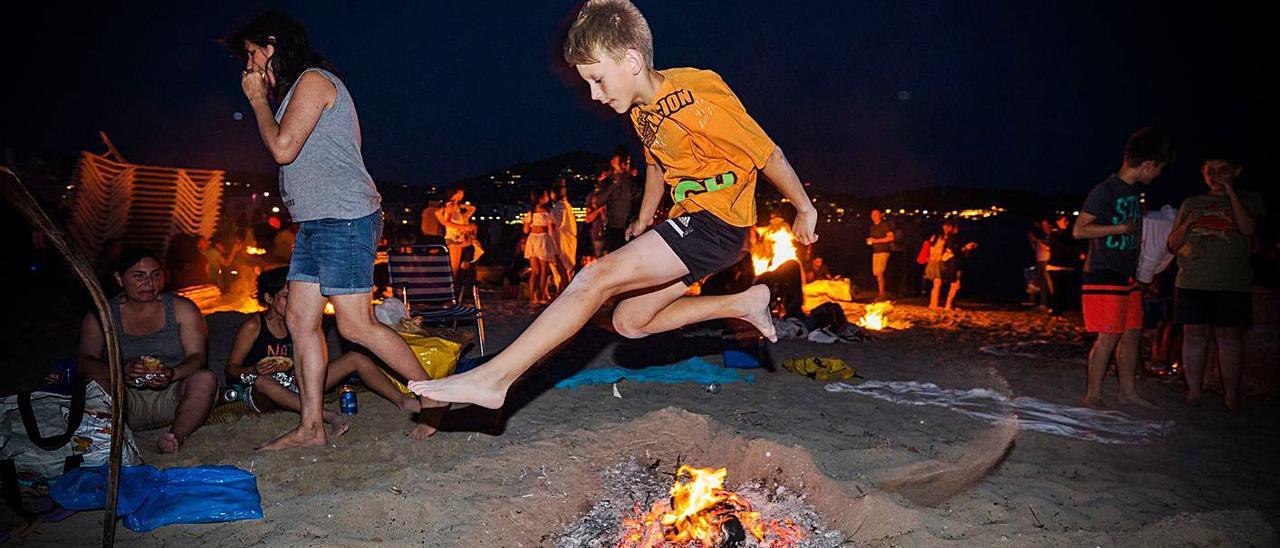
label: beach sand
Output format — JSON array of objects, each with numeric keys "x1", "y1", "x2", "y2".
[{"x1": 11, "y1": 296, "x2": 1279, "y2": 546}]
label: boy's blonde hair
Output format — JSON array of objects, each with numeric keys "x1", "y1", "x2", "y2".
[{"x1": 563, "y1": 0, "x2": 654, "y2": 68}]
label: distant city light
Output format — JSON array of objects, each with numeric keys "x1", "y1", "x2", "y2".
[
  {"x1": 263, "y1": 191, "x2": 270, "y2": 197},
  {"x1": 271, "y1": 206, "x2": 280, "y2": 213}
]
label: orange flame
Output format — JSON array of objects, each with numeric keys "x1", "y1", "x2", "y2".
[
  {"x1": 856, "y1": 301, "x2": 910, "y2": 331},
  {"x1": 619, "y1": 466, "x2": 805, "y2": 547},
  {"x1": 752, "y1": 224, "x2": 799, "y2": 275},
  {"x1": 246, "y1": 245, "x2": 267, "y2": 255}
]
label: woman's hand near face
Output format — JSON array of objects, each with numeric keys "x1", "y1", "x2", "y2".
[{"x1": 241, "y1": 69, "x2": 269, "y2": 102}]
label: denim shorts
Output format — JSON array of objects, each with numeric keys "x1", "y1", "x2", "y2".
[{"x1": 288, "y1": 210, "x2": 382, "y2": 296}]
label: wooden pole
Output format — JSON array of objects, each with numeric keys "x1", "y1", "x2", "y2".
[{"x1": 1, "y1": 167, "x2": 124, "y2": 547}]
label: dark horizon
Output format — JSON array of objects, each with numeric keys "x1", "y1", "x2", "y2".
[{"x1": 3, "y1": 1, "x2": 1275, "y2": 206}]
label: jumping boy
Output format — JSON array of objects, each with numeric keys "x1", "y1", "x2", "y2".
[
  {"x1": 1074, "y1": 127, "x2": 1173, "y2": 408},
  {"x1": 409, "y1": 0, "x2": 819, "y2": 408}
]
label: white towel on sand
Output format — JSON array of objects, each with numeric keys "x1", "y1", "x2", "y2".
[{"x1": 826, "y1": 380, "x2": 1175, "y2": 444}]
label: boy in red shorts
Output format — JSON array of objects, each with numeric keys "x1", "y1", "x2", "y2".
[
  {"x1": 1073, "y1": 127, "x2": 1173, "y2": 408},
  {"x1": 409, "y1": 0, "x2": 819, "y2": 409}
]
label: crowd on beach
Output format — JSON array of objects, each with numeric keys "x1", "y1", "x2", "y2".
[{"x1": 30, "y1": 3, "x2": 1267, "y2": 464}]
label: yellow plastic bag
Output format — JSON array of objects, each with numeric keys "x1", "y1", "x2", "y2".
[
  {"x1": 783, "y1": 356, "x2": 857, "y2": 382},
  {"x1": 383, "y1": 333, "x2": 462, "y2": 395}
]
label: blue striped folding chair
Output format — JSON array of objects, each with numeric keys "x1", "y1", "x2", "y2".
[{"x1": 387, "y1": 244, "x2": 486, "y2": 355}]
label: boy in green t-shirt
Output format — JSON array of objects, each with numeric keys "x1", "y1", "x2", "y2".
[
  {"x1": 1167, "y1": 146, "x2": 1266, "y2": 409},
  {"x1": 410, "y1": 0, "x2": 819, "y2": 409}
]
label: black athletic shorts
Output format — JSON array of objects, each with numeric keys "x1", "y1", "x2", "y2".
[
  {"x1": 1174, "y1": 287, "x2": 1253, "y2": 328},
  {"x1": 653, "y1": 210, "x2": 749, "y2": 286}
]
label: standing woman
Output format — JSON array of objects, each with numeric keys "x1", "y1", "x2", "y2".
[
  {"x1": 523, "y1": 188, "x2": 557, "y2": 304},
  {"x1": 228, "y1": 12, "x2": 441, "y2": 449}
]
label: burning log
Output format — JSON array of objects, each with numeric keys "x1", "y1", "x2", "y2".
[{"x1": 719, "y1": 516, "x2": 747, "y2": 548}]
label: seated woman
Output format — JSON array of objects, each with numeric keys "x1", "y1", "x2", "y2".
[
  {"x1": 225, "y1": 267, "x2": 443, "y2": 442},
  {"x1": 78, "y1": 247, "x2": 218, "y2": 454}
]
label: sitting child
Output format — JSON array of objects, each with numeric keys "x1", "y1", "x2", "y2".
[{"x1": 225, "y1": 267, "x2": 443, "y2": 442}]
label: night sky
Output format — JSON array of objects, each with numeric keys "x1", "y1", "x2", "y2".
[{"x1": 3, "y1": 1, "x2": 1273, "y2": 203}]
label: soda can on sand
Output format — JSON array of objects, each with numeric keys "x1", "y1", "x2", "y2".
[
  {"x1": 222, "y1": 384, "x2": 244, "y2": 403},
  {"x1": 340, "y1": 385, "x2": 358, "y2": 415}
]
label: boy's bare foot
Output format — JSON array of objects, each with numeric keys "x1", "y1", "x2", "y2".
[
  {"x1": 1118, "y1": 392, "x2": 1160, "y2": 410},
  {"x1": 157, "y1": 432, "x2": 183, "y2": 454},
  {"x1": 257, "y1": 424, "x2": 328, "y2": 451},
  {"x1": 1082, "y1": 394, "x2": 1106, "y2": 408},
  {"x1": 407, "y1": 370, "x2": 508, "y2": 409},
  {"x1": 323, "y1": 411, "x2": 351, "y2": 437},
  {"x1": 406, "y1": 423, "x2": 437, "y2": 440},
  {"x1": 737, "y1": 285, "x2": 777, "y2": 343}
]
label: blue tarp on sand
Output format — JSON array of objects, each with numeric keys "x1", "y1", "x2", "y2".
[{"x1": 52, "y1": 465, "x2": 263, "y2": 532}]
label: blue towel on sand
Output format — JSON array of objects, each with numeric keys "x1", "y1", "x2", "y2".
[{"x1": 554, "y1": 357, "x2": 755, "y2": 389}]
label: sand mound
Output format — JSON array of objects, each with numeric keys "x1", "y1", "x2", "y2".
[{"x1": 449, "y1": 407, "x2": 1009, "y2": 545}]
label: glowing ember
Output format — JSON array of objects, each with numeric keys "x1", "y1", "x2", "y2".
[
  {"x1": 619, "y1": 466, "x2": 805, "y2": 547},
  {"x1": 752, "y1": 225, "x2": 799, "y2": 275},
  {"x1": 855, "y1": 301, "x2": 910, "y2": 331}
]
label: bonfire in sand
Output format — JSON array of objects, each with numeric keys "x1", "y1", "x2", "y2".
[
  {"x1": 855, "y1": 302, "x2": 912, "y2": 331},
  {"x1": 619, "y1": 466, "x2": 806, "y2": 547}
]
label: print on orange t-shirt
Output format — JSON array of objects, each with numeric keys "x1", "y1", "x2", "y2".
[{"x1": 630, "y1": 68, "x2": 776, "y2": 228}]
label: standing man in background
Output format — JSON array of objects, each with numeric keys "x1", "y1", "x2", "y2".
[
  {"x1": 598, "y1": 145, "x2": 635, "y2": 253},
  {"x1": 865, "y1": 208, "x2": 895, "y2": 300}
]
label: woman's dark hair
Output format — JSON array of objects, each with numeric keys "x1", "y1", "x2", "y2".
[
  {"x1": 114, "y1": 246, "x2": 162, "y2": 276},
  {"x1": 256, "y1": 266, "x2": 290, "y2": 305},
  {"x1": 223, "y1": 11, "x2": 339, "y2": 102}
]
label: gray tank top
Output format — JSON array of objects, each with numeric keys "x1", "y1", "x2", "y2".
[
  {"x1": 109, "y1": 293, "x2": 187, "y2": 368},
  {"x1": 275, "y1": 68, "x2": 382, "y2": 222}
]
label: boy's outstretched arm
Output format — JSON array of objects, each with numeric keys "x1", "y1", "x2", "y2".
[
  {"x1": 761, "y1": 146, "x2": 819, "y2": 244},
  {"x1": 626, "y1": 162, "x2": 667, "y2": 240}
]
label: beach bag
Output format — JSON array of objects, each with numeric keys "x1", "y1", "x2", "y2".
[
  {"x1": 915, "y1": 241, "x2": 931, "y2": 265},
  {"x1": 1, "y1": 382, "x2": 142, "y2": 516},
  {"x1": 0, "y1": 382, "x2": 143, "y2": 480}
]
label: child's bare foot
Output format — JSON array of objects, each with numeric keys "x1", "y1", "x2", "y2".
[
  {"x1": 1118, "y1": 392, "x2": 1160, "y2": 410},
  {"x1": 1082, "y1": 394, "x2": 1106, "y2": 408},
  {"x1": 407, "y1": 370, "x2": 508, "y2": 409},
  {"x1": 257, "y1": 424, "x2": 328, "y2": 451},
  {"x1": 737, "y1": 285, "x2": 777, "y2": 342},
  {"x1": 323, "y1": 411, "x2": 351, "y2": 437},
  {"x1": 157, "y1": 432, "x2": 183, "y2": 454},
  {"x1": 406, "y1": 423, "x2": 437, "y2": 440}
]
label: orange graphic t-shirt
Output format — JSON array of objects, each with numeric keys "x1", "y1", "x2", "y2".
[{"x1": 630, "y1": 68, "x2": 776, "y2": 227}]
